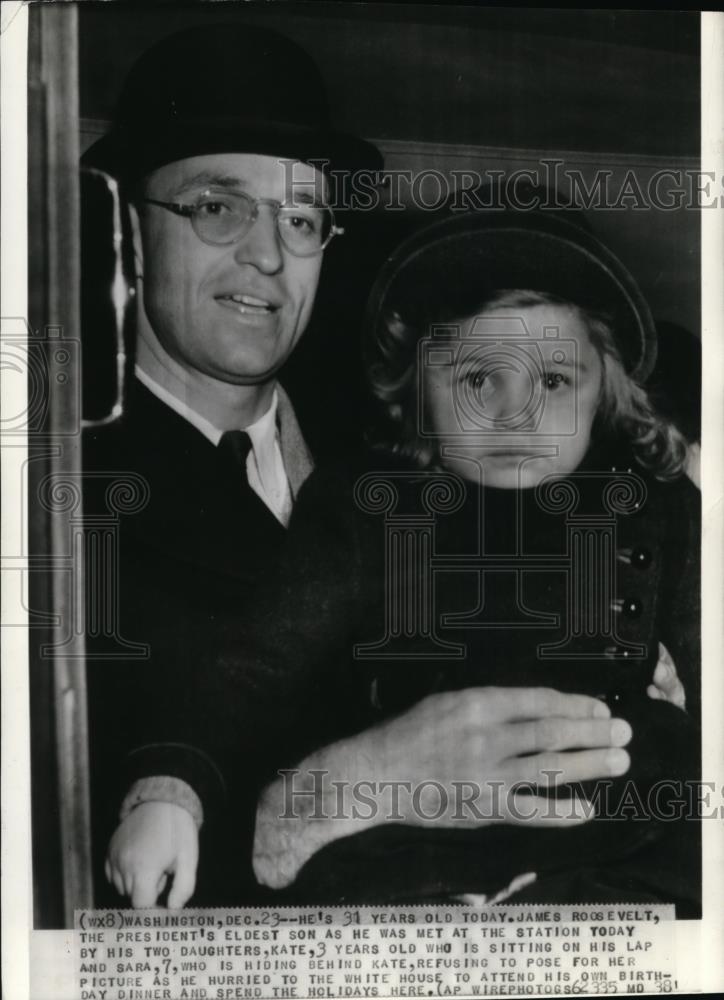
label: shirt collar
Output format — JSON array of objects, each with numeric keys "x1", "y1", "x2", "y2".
[{"x1": 134, "y1": 365, "x2": 279, "y2": 446}]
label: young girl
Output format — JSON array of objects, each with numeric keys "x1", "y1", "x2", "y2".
[{"x1": 108, "y1": 200, "x2": 700, "y2": 912}]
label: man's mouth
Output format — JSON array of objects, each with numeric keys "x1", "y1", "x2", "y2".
[{"x1": 215, "y1": 293, "x2": 278, "y2": 316}]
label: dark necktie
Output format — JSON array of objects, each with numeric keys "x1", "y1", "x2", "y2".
[{"x1": 217, "y1": 430, "x2": 253, "y2": 492}]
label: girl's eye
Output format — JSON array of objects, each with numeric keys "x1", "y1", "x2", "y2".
[
  {"x1": 466, "y1": 369, "x2": 488, "y2": 390},
  {"x1": 544, "y1": 371, "x2": 570, "y2": 390}
]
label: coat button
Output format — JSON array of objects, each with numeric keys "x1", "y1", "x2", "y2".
[
  {"x1": 631, "y1": 547, "x2": 652, "y2": 569},
  {"x1": 605, "y1": 645, "x2": 633, "y2": 659},
  {"x1": 617, "y1": 546, "x2": 653, "y2": 569},
  {"x1": 612, "y1": 597, "x2": 644, "y2": 618}
]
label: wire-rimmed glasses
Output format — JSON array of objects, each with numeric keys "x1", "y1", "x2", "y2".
[{"x1": 142, "y1": 189, "x2": 343, "y2": 257}]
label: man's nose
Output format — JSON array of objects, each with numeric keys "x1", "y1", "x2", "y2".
[{"x1": 233, "y1": 207, "x2": 283, "y2": 274}]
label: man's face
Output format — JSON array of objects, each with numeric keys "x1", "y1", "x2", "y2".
[
  {"x1": 135, "y1": 153, "x2": 326, "y2": 385},
  {"x1": 423, "y1": 303, "x2": 603, "y2": 489}
]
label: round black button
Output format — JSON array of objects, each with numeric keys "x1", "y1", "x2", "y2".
[
  {"x1": 605, "y1": 645, "x2": 632, "y2": 659},
  {"x1": 621, "y1": 597, "x2": 643, "y2": 619},
  {"x1": 631, "y1": 546, "x2": 652, "y2": 569}
]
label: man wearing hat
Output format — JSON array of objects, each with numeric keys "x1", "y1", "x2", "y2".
[
  {"x1": 82, "y1": 21, "x2": 382, "y2": 906},
  {"x1": 87, "y1": 27, "x2": 664, "y2": 909}
]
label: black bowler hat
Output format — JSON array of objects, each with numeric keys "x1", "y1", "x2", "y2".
[
  {"x1": 366, "y1": 188, "x2": 657, "y2": 381},
  {"x1": 83, "y1": 24, "x2": 383, "y2": 184}
]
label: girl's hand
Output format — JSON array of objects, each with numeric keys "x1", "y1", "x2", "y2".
[
  {"x1": 105, "y1": 801, "x2": 199, "y2": 908},
  {"x1": 647, "y1": 642, "x2": 686, "y2": 710}
]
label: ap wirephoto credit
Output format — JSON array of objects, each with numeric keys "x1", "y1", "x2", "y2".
[{"x1": 1, "y1": 4, "x2": 723, "y2": 1000}]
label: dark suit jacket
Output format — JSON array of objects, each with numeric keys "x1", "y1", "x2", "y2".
[{"x1": 83, "y1": 379, "x2": 310, "y2": 905}]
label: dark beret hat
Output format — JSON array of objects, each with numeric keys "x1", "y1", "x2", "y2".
[{"x1": 366, "y1": 187, "x2": 657, "y2": 381}]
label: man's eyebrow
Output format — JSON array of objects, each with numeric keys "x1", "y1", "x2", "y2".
[
  {"x1": 171, "y1": 172, "x2": 249, "y2": 197},
  {"x1": 289, "y1": 190, "x2": 318, "y2": 205},
  {"x1": 170, "y1": 174, "x2": 324, "y2": 205}
]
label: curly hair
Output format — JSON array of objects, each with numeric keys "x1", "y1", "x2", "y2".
[{"x1": 366, "y1": 289, "x2": 687, "y2": 481}]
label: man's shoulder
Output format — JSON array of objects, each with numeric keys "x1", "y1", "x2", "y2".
[
  {"x1": 80, "y1": 383, "x2": 228, "y2": 536},
  {"x1": 83, "y1": 382, "x2": 215, "y2": 470}
]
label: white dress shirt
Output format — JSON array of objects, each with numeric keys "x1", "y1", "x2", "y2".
[{"x1": 135, "y1": 366, "x2": 293, "y2": 525}]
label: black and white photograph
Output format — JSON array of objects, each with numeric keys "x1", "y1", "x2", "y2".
[{"x1": 2, "y1": 3, "x2": 723, "y2": 998}]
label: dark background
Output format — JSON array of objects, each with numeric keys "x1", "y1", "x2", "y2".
[{"x1": 78, "y1": 5, "x2": 699, "y2": 157}]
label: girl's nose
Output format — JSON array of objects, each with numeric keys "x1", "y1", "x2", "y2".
[{"x1": 486, "y1": 366, "x2": 538, "y2": 429}]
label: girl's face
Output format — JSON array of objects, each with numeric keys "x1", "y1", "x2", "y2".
[{"x1": 422, "y1": 303, "x2": 603, "y2": 489}]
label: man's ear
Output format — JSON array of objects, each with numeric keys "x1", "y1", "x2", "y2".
[{"x1": 127, "y1": 201, "x2": 145, "y2": 280}]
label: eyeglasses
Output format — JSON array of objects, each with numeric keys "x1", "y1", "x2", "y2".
[{"x1": 142, "y1": 189, "x2": 343, "y2": 257}]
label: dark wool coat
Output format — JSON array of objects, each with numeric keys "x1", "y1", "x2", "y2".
[{"x1": 193, "y1": 444, "x2": 700, "y2": 913}]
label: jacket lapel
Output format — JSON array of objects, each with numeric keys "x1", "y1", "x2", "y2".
[{"x1": 276, "y1": 383, "x2": 314, "y2": 500}]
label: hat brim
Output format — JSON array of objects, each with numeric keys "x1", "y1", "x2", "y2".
[
  {"x1": 368, "y1": 211, "x2": 656, "y2": 381},
  {"x1": 82, "y1": 116, "x2": 382, "y2": 186}
]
